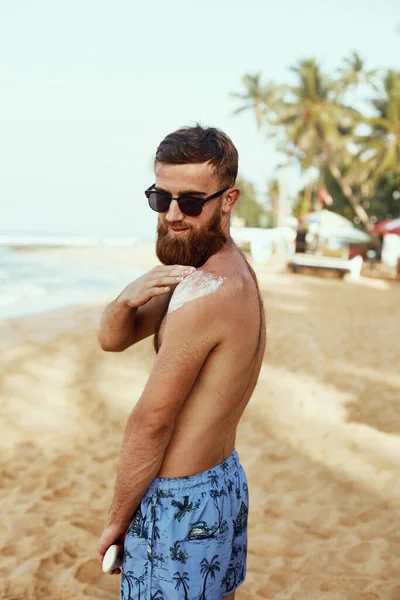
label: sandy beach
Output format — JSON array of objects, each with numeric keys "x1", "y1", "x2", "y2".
[{"x1": 1, "y1": 247, "x2": 400, "y2": 599}]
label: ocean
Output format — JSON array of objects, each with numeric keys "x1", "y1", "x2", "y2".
[{"x1": 0, "y1": 234, "x2": 148, "y2": 320}]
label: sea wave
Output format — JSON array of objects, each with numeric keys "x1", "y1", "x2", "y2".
[{"x1": 0, "y1": 249, "x2": 146, "y2": 319}]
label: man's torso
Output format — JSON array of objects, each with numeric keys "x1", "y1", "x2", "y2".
[{"x1": 153, "y1": 254, "x2": 266, "y2": 478}]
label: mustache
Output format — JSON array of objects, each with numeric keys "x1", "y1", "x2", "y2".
[{"x1": 161, "y1": 222, "x2": 192, "y2": 231}]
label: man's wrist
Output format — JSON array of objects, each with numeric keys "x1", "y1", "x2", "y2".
[
  {"x1": 115, "y1": 291, "x2": 138, "y2": 310},
  {"x1": 107, "y1": 506, "x2": 134, "y2": 528}
]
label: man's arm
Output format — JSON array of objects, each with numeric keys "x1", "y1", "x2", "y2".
[
  {"x1": 97, "y1": 297, "x2": 138, "y2": 352},
  {"x1": 98, "y1": 292, "x2": 168, "y2": 352},
  {"x1": 105, "y1": 282, "x2": 229, "y2": 527},
  {"x1": 98, "y1": 265, "x2": 194, "y2": 351}
]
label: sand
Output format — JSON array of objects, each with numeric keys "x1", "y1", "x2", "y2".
[{"x1": 1, "y1": 247, "x2": 400, "y2": 599}]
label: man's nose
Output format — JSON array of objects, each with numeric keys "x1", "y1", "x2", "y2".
[{"x1": 165, "y1": 200, "x2": 184, "y2": 222}]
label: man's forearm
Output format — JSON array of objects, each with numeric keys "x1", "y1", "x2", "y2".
[
  {"x1": 107, "y1": 413, "x2": 172, "y2": 526},
  {"x1": 98, "y1": 297, "x2": 137, "y2": 351}
]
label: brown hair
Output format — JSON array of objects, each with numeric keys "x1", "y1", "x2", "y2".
[{"x1": 154, "y1": 123, "x2": 238, "y2": 187}]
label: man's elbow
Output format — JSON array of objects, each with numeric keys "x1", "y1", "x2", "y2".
[
  {"x1": 97, "y1": 334, "x2": 132, "y2": 352},
  {"x1": 131, "y1": 406, "x2": 174, "y2": 439}
]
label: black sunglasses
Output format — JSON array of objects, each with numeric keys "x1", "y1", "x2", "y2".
[{"x1": 145, "y1": 184, "x2": 229, "y2": 217}]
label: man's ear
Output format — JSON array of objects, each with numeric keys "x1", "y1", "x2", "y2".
[{"x1": 222, "y1": 187, "x2": 241, "y2": 214}]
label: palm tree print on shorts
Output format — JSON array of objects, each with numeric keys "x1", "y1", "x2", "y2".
[
  {"x1": 173, "y1": 571, "x2": 190, "y2": 599},
  {"x1": 171, "y1": 495, "x2": 201, "y2": 522},
  {"x1": 208, "y1": 473, "x2": 220, "y2": 488},
  {"x1": 221, "y1": 543, "x2": 247, "y2": 594},
  {"x1": 121, "y1": 564, "x2": 148, "y2": 600},
  {"x1": 127, "y1": 505, "x2": 149, "y2": 539},
  {"x1": 209, "y1": 488, "x2": 229, "y2": 534},
  {"x1": 122, "y1": 450, "x2": 248, "y2": 599},
  {"x1": 221, "y1": 565, "x2": 241, "y2": 594},
  {"x1": 233, "y1": 501, "x2": 248, "y2": 537},
  {"x1": 147, "y1": 488, "x2": 174, "y2": 543},
  {"x1": 199, "y1": 555, "x2": 221, "y2": 600},
  {"x1": 169, "y1": 541, "x2": 189, "y2": 564},
  {"x1": 233, "y1": 470, "x2": 242, "y2": 500}
]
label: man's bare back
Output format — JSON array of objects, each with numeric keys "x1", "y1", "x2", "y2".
[{"x1": 150, "y1": 247, "x2": 266, "y2": 478}]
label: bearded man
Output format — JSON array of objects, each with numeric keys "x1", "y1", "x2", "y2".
[{"x1": 97, "y1": 124, "x2": 266, "y2": 600}]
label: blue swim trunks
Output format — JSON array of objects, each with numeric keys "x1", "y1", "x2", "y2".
[{"x1": 121, "y1": 448, "x2": 248, "y2": 600}]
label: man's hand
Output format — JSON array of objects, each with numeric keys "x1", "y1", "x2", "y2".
[
  {"x1": 118, "y1": 264, "x2": 196, "y2": 308},
  {"x1": 98, "y1": 264, "x2": 196, "y2": 351},
  {"x1": 97, "y1": 522, "x2": 129, "y2": 575}
]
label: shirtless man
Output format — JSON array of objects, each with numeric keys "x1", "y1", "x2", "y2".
[{"x1": 97, "y1": 124, "x2": 266, "y2": 600}]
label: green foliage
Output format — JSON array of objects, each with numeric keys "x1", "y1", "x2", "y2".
[
  {"x1": 232, "y1": 175, "x2": 272, "y2": 227},
  {"x1": 232, "y1": 54, "x2": 400, "y2": 228},
  {"x1": 293, "y1": 170, "x2": 400, "y2": 222}
]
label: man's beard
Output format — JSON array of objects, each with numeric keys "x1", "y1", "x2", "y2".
[{"x1": 155, "y1": 203, "x2": 228, "y2": 268}]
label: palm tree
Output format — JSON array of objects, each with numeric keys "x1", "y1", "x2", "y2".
[
  {"x1": 150, "y1": 591, "x2": 164, "y2": 600},
  {"x1": 170, "y1": 541, "x2": 189, "y2": 564},
  {"x1": 233, "y1": 470, "x2": 242, "y2": 500},
  {"x1": 171, "y1": 495, "x2": 201, "y2": 522},
  {"x1": 221, "y1": 571, "x2": 231, "y2": 593},
  {"x1": 233, "y1": 176, "x2": 270, "y2": 227},
  {"x1": 336, "y1": 51, "x2": 379, "y2": 94},
  {"x1": 276, "y1": 58, "x2": 370, "y2": 227},
  {"x1": 173, "y1": 571, "x2": 190, "y2": 600},
  {"x1": 208, "y1": 474, "x2": 220, "y2": 488},
  {"x1": 121, "y1": 570, "x2": 134, "y2": 600},
  {"x1": 133, "y1": 574, "x2": 146, "y2": 600},
  {"x1": 231, "y1": 544, "x2": 241, "y2": 559},
  {"x1": 226, "y1": 565, "x2": 240, "y2": 588},
  {"x1": 231, "y1": 73, "x2": 278, "y2": 129},
  {"x1": 150, "y1": 505, "x2": 160, "y2": 542},
  {"x1": 146, "y1": 488, "x2": 172, "y2": 542},
  {"x1": 209, "y1": 489, "x2": 227, "y2": 531},
  {"x1": 357, "y1": 70, "x2": 400, "y2": 186},
  {"x1": 266, "y1": 178, "x2": 280, "y2": 227},
  {"x1": 199, "y1": 555, "x2": 221, "y2": 600},
  {"x1": 233, "y1": 57, "x2": 371, "y2": 228}
]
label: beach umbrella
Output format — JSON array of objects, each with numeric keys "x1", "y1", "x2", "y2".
[
  {"x1": 317, "y1": 226, "x2": 371, "y2": 243},
  {"x1": 299, "y1": 209, "x2": 356, "y2": 229},
  {"x1": 299, "y1": 209, "x2": 371, "y2": 242},
  {"x1": 371, "y1": 218, "x2": 400, "y2": 235}
]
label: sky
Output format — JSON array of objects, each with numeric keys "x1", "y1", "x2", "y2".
[{"x1": 1, "y1": 0, "x2": 399, "y2": 241}]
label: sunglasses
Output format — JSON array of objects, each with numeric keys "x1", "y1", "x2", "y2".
[{"x1": 145, "y1": 184, "x2": 229, "y2": 217}]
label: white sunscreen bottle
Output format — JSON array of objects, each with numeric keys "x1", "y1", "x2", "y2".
[{"x1": 102, "y1": 544, "x2": 124, "y2": 573}]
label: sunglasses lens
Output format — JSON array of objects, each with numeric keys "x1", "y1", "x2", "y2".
[
  {"x1": 178, "y1": 198, "x2": 202, "y2": 217},
  {"x1": 147, "y1": 192, "x2": 170, "y2": 213},
  {"x1": 147, "y1": 191, "x2": 202, "y2": 216}
]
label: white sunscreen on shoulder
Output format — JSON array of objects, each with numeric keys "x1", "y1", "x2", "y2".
[{"x1": 168, "y1": 270, "x2": 226, "y2": 314}]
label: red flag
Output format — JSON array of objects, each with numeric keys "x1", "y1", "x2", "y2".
[{"x1": 318, "y1": 186, "x2": 333, "y2": 206}]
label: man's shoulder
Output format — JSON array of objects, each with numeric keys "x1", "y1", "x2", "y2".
[
  {"x1": 158, "y1": 268, "x2": 253, "y2": 355},
  {"x1": 167, "y1": 268, "x2": 247, "y2": 316}
]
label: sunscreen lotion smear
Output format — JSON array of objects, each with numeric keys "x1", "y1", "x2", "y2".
[{"x1": 168, "y1": 270, "x2": 226, "y2": 314}]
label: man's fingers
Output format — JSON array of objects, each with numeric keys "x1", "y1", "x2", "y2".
[
  {"x1": 155, "y1": 275, "x2": 192, "y2": 285},
  {"x1": 149, "y1": 273, "x2": 195, "y2": 289},
  {"x1": 151, "y1": 287, "x2": 171, "y2": 295},
  {"x1": 154, "y1": 265, "x2": 195, "y2": 276}
]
